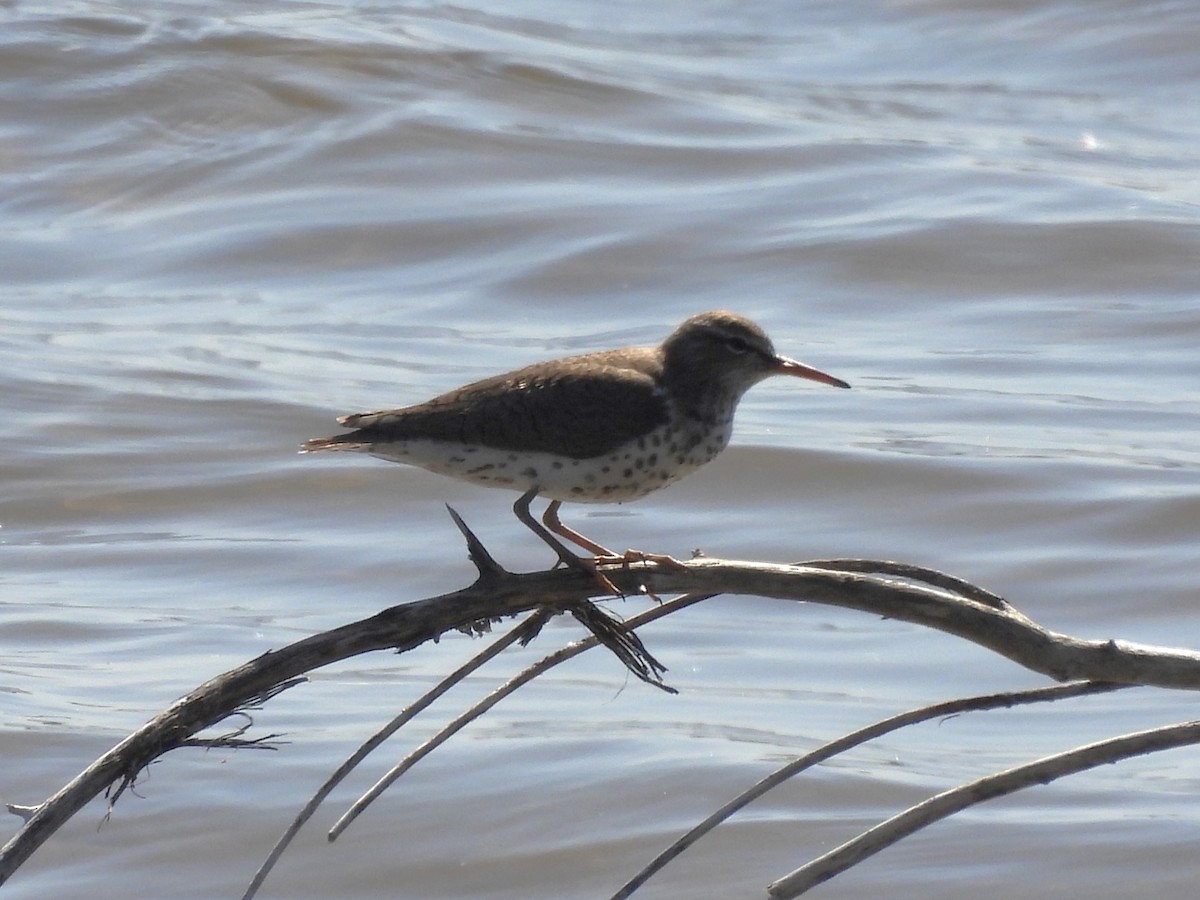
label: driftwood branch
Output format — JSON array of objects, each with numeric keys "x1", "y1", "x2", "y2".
[
  {"x1": 240, "y1": 590, "x2": 715, "y2": 899},
  {"x1": 5, "y1": 517, "x2": 1200, "y2": 892},
  {"x1": 239, "y1": 602, "x2": 556, "y2": 900},
  {"x1": 609, "y1": 680, "x2": 1129, "y2": 899},
  {"x1": 767, "y1": 716, "x2": 1200, "y2": 898}
]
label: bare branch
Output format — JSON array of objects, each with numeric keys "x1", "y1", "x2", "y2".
[
  {"x1": 767, "y1": 718, "x2": 1200, "y2": 898},
  {"x1": 240, "y1": 607, "x2": 554, "y2": 900},
  {"x1": 640, "y1": 559, "x2": 1200, "y2": 689},
  {"x1": 5, "y1": 534, "x2": 1200, "y2": 888},
  {"x1": 327, "y1": 592, "x2": 712, "y2": 845},
  {"x1": 611, "y1": 681, "x2": 1125, "y2": 899}
]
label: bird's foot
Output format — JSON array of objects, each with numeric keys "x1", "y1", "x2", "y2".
[
  {"x1": 614, "y1": 549, "x2": 689, "y2": 571},
  {"x1": 515, "y1": 491, "x2": 685, "y2": 597},
  {"x1": 592, "y1": 550, "x2": 688, "y2": 601},
  {"x1": 558, "y1": 550, "x2": 685, "y2": 599},
  {"x1": 580, "y1": 557, "x2": 623, "y2": 597}
]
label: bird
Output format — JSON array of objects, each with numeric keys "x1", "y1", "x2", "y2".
[{"x1": 302, "y1": 310, "x2": 849, "y2": 587}]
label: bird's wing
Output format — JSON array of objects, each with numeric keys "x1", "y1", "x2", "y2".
[{"x1": 329, "y1": 363, "x2": 670, "y2": 460}]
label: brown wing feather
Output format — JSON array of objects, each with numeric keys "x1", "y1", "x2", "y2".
[{"x1": 311, "y1": 351, "x2": 669, "y2": 460}]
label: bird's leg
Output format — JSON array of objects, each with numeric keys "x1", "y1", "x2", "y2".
[
  {"x1": 512, "y1": 490, "x2": 581, "y2": 567},
  {"x1": 541, "y1": 500, "x2": 617, "y2": 556},
  {"x1": 513, "y1": 491, "x2": 670, "y2": 687},
  {"x1": 512, "y1": 489, "x2": 620, "y2": 596},
  {"x1": 543, "y1": 500, "x2": 689, "y2": 588}
]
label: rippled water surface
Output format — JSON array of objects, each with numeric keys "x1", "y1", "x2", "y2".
[{"x1": 3, "y1": 1, "x2": 1199, "y2": 897}]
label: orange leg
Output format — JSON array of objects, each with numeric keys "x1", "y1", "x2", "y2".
[
  {"x1": 542, "y1": 500, "x2": 616, "y2": 556},
  {"x1": 543, "y1": 500, "x2": 689, "y2": 576},
  {"x1": 512, "y1": 490, "x2": 621, "y2": 596}
]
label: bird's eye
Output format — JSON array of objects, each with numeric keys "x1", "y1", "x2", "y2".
[{"x1": 724, "y1": 336, "x2": 751, "y2": 354}]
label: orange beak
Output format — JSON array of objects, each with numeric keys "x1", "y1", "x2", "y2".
[{"x1": 773, "y1": 356, "x2": 851, "y2": 389}]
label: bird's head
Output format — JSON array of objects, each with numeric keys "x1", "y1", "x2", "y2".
[{"x1": 661, "y1": 311, "x2": 849, "y2": 410}]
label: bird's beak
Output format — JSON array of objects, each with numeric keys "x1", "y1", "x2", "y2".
[{"x1": 773, "y1": 356, "x2": 851, "y2": 389}]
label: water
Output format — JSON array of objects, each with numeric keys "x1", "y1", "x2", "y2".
[{"x1": 3, "y1": 1, "x2": 1199, "y2": 897}]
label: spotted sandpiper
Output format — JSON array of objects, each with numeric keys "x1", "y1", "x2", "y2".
[{"x1": 302, "y1": 310, "x2": 849, "y2": 588}]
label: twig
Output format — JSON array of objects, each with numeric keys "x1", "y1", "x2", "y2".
[
  {"x1": 647, "y1": 560, "x2": 1200, "y2": 689},
  {"x1": 327, "y1": 592, "x2": 712, "y2": 842},
  {"x1": 800, "y1": 558, "x2": 1011, "y2": 609},
  {"x1": 767, "y1": 716, "x2": 1200, "y2": 898},
  {"x1": 611, "y1": 680, "x2": 1125, "y2": 899},
  {"x1": 566, "y1": 598, "x2": 673, "y2": 692},
  {"x1": 240, "y1": 607, "x2": 555, "y2": 900}
]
